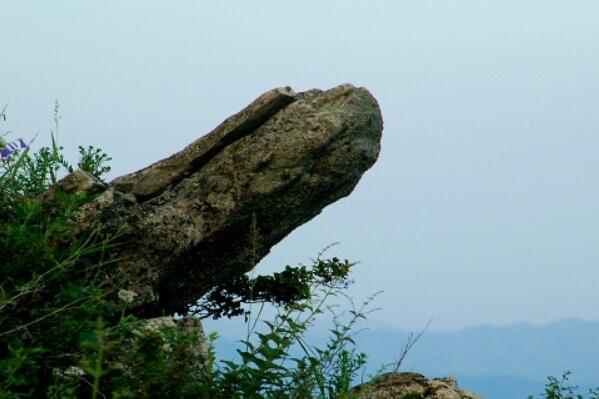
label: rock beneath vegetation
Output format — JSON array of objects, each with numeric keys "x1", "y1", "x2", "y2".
[
  {"x1": 62, "y1": 84, "x2": 383, "y2": 317},
  {"x1": 141, "y1": 316, "x2": 210, "y2": 371},
  {"x1": 41, "y1": 169, "x2": 107, "y2": 203},
  {"x1": 52, "y1": 316, "x2": 209, "y2": 387},
  {"x1": 351, "y1": 372, "x2": 484, "y2": 399}
]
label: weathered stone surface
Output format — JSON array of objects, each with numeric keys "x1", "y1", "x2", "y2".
[
  {"x1": 68, "y1": 84, "x2": 383, "y2": 316},
  {"x1": 142, "y1": 316, "x2": 209, "y2": 371},
  {"x1": 351, "y1": 372, "x2": 484, "y2": 399},
  {"x1": 111, "y1": 86, "x2": 298, "y2": 201},
  {"x1": 42, "y1": 169, "x2": 107, "y2": 203}
]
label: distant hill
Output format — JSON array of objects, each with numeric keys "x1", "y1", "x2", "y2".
[
  {"x1": 208, "y1": 318, "x2": 599, "y2": 399},
  {"x1": 353, "y1": 318, "x2": 599, "y2": 399}
]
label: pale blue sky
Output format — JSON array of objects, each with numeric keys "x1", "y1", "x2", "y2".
[{"x1": 2, "y1": 1, "x2": 599, "y2": 331}]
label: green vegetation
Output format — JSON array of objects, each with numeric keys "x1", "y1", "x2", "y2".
[
  {"x1": 0, "y1": 110, "x2": 372, "y2": 398},
  {"x1": 527, "y1": 373, "x2": 599, "y2": 399}
]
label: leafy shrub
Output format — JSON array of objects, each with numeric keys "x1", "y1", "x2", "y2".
[
  {"x1": 1, "y1": 112, "x2": 122, "y2": 397},
  {"x1": 527, "y1": 372, "x2": 599, "y2": 399},
  {"x1": 0, "y1": 109, "x2": 373, "y2": 398},
  {"x1": 200, "y1": 268, "x2": 375, "y2": 399}
]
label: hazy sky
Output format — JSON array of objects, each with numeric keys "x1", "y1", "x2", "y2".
[{"x1": 2, "y1": 1, "x2": 599, "y2": 331}]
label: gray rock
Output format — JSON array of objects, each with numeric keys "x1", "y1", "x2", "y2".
[
  {"x1": 142, "y1": 316, "x2": 209, "y2": 371},
  {"x1": 66, "y1": 83, "x2": 383, "y2": 316},
  {"x1": 42, "y1": 169, "x2": 107, "y2": 203},
  {"x1": 351, "y1": 372, "x2": 484, "y2": 399}
]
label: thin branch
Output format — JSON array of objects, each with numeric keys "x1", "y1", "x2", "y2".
[
  {"x1": 393, "y1": 318, "x2": 432, "y2": 372},
  {"x1": 0, "y1": 296, "x2": 90, "y2": 337}
]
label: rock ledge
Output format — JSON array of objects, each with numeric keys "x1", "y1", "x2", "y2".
[{"x1": 351, "y1": 372, "x2": 483, "y2": 399}]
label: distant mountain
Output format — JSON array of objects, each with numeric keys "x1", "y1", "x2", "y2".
[
  {"x1": 352, "y1": 318, "x2": 599, "y2": 399},
  {"x1": 208, "y1": 318, "x2": 599, "y2": 399}
]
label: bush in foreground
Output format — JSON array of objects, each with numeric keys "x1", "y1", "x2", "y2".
[{"x1": 0, "y1": 113, "x2": 372, "y2": 398}]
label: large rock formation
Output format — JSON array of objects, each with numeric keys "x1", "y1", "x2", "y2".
[
  {"x1": 54, "y1": 85, "x2": 486, "y2": 398},
  {"x1": 62, "y1": 84, "x2": 383, "y2": 317}
]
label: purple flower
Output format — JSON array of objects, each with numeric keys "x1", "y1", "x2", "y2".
[{"x1": 0, "y1": 138, "x2": 28, "y2": 159}]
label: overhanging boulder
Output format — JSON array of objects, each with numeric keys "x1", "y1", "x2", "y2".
[{"x1": 65, "y1": 84, "x2": 383, "y2": 317}]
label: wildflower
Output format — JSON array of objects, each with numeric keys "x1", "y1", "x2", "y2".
[{"x1": 0, "y1": 138, "x2": 27, "y2": 159}]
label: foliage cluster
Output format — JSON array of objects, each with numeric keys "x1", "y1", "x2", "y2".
[
  {"x1": 0, "y1": 121, "x2": 124, "y2": 397},
  {"x1": 196, "y1": 257, "x2": 353, "y2": 320},
  {"x1": 528, "y1": 373, "x2": 599, "y2": 399},
  {"x1": 0, "y1": 110, "x2": 371, "y2": 398}
]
